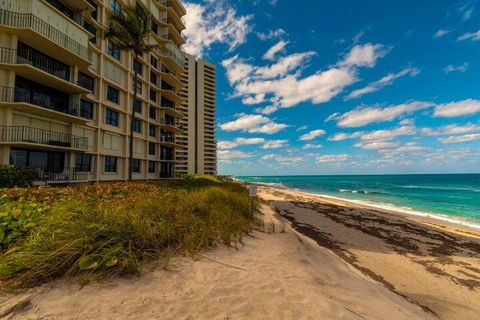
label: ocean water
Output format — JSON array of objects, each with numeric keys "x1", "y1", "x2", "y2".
[{"x1": 238, "y1": 174, "x2": 480, "y2": 226}]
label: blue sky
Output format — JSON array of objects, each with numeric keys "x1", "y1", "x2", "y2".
[{"x1": 182, "y1": 0, "x2": 480, "y2": 176}]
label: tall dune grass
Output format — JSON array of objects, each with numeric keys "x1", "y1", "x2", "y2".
[{"x1": 0, "y1": 180, "x2": 255, "y2": 290}]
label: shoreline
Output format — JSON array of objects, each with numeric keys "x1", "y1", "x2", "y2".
[
  {"x1": 258, "y1": 185, "x2": 480, "y2": 319},
  {"x1": 243, "y1": 180, "x2": 480, "y2": 236}
]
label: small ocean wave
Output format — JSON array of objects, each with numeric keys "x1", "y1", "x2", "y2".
[
  {"x1": 338, "y1": 189, "x2": 387, "y2": 195},
  {"x1": 398, "y1": 185, "x2": 480, "y2": 192}
]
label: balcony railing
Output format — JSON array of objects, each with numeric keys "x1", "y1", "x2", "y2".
[
  {"x1": 160, "y1": 135, "x2": 175, "y2": 143},
  {"x1": 0, "y1": 86, "x2": 81, "y2": 117},
  {"x1": 158, "y1": 118, "x2": 177, "y2": 126},
  {"x1": 0, "y1": 125, "x2": 88, "y2": 150},
  {"x1": 158, "y1": 44, "x2": 185, "y2": 68},
  {"x1": 36, "y1": 167, "x2": 88, "y2": 182},
  {"x1": 0, "y1": 9, "x2": 91, "y2": 62},
  {"x1": 0, "y1": 47, "x2": 70, "y2": 81}
]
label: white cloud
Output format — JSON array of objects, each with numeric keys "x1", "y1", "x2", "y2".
[
  {"x1": 261, "y1": 154, "x2": 304, "y2": 164},
  {"x1": 421, "y1": 123, "x2": 480, "y2": 136},
  {"x1": 460, "y1": 5, "x2": 474, "y2": 21},
  {"x1": 433, "y1": 99, "x2": 480, "y2": 118},
  {"x1": 262, "y1": 140, "x2": 289, "y2": 149},
  {"x1": 257, "y1": 29, "x2": 287, "y2": 41},
  {"x1": 219, "y1": 114, "x2": 288, "y2": 134},
  {"x1": 299, "y1": 129, "x2": 326, "y2": 141},
  {"x1": 296, "y1": 125, "x2": 309, "y2": 132},
  {"x1": 458, "y1": 30, "x2": 480, "y2": 41},
  {"x1": 439, "y1": 134, "x2": 480, "y2": 144},
  {"x1": 328, "y1": 132, "x2": 364, "y2": 141},
  {"x1": 355, "y1": 141, "x2": 400, "y2": 150},
  {"x1": 434, "y1": 29, "x2": 451, "y2": 38},
  {"x1": 316, "y1": 154, "x2": 350, "y2": 163},
  {"x1": 263, "y1": 40, "x2": 289, "y2": 61},
  {"x1": 218, "y1": 150, "x2": 253, "y2": 160},
  {"x1": 443, "y1": 63, "x2": 469, "y2": 74},
  {"x1": 378, "y1": 142, "x2": 427, "y2": 158},
  {"x1": 222, "y1": 42, "x2": 388, "y2": 115},
  {"x1": 218, "y1": 137, "x2": 266, "y2": 149},
  {"x1": 339, "y1": 43, "x2": 389, "y2": 68},
  {"x1": 345, "y1": 67, "x2": 419, "y2": 100},
  {"x1": 334, "y1": 101, "x2": 433, "y2": 128},
  {"x1": 303, "y1": 144, "x2": 323, "y2": 149},
  {"x1": 183, "y1": 2, "x2": 253, "y2": 57}
]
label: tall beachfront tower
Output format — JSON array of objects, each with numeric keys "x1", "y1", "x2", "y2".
[
  {"x1": 176, "y1": 53, "x2": 217, "y2": 176},
  {"x1": 0, "y1": 0, "x2": 186, "y2": 182}
]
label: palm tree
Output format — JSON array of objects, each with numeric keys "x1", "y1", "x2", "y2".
[{"x1": 104, "y1": 4, "x2": 159, "y2": 181}]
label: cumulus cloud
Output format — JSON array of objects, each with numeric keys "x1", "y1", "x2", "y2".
[
  {"x1": 332, "y1": 101, "x2": 433, "y2": 128},
  {"x1": 433, "y1": 99, "x2": 480, "y2": 118},
  {"x1": 439, "y1": 133, "x2": 480, "y2": 144},
  {"x1": 421, "y1": 123, "x2": 480, "y2": 136},
  {"x1": 299, "y1": 129, "x2": 326, "y2": 141},
  {"x1": 222, "y1": 42, "x2": 388, "y2": 115},
  {"x1": 303, "y1": 144, "x2": 323, "y2": 149},
  {"x1": 316, "y1": 154, "x2": 350, "y2": 163},
  {"x1": 219, "y1": 114, "x2": 288, "y2": 134},
  {"x1": 262, "y1": 140, "x2": 289, "y2": 149},
  {"x1": 217, "y1": 138, "x2": 266, "y2": 149},
  {"x1": 183, "y1": 2, "x2": 253, "y2": 57},
  {"x1": 217, "y1": 150, "x2": 253, "y2": 160},
  {"x1": 339, "y1": 43, "x2": 390, "y2": 68},
  {"x1": 345, "y1": 67, "x2": 419, "y2": 100},
  {"x1": 261, "y1": 154, "x2": 304, "y2": 164},
  {"x1": 263, "y1": 40, "x2": 289, "y2": 61}
]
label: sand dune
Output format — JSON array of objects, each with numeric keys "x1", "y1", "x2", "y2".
[{"x1": 0, "y1": 202, "x2": 436, "y2": 319}]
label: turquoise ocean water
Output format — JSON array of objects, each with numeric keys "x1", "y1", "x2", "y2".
[{"x1": 238, "y1": 174, "x2": 480, "y2": 227}]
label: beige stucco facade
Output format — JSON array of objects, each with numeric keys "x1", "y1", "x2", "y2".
[
  {"x1": 0, "y1": 0, "x2": 187, "y2": 182},
  {"x1": 176, "y1": 53, "x2": 216, "y2": 176}
]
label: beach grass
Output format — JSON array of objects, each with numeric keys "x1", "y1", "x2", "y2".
[{"x1": 0, "y1": 179, "x2": 255, "y2": 291}]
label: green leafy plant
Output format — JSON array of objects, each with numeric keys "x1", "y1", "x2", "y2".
[{"x1": 0, "y1": 165, "x2": 38, "y2": 188}]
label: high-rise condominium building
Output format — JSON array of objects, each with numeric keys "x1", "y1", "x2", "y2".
[
  {"x1": 0, "y1": 0, "x2": 186, "y2": 182},
  {"x1": 176, "y1": 53, "x2": 216, "y2": 176}
]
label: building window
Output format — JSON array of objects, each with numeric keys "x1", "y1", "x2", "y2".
[
  {"x1": 78, "y1": 72, "x2": 94, "y2": 92},
  {"x1": 132, "y1": 80, "x2": 142, "y2": 94},
  {"x1": 149, "y1": 107, "x2": 156, "y2": 119},
  {"x1": 75, "y1": 154, "x2": 92, "y2": 172},
  {"x1": 149, "y1": 89, "x2": 156, "y2": 102},
  {"x1": 132, "y1": 159, "x2": 141, "y2": 173},
  {"x1": 105, "y1": 108, "x2": 119, "y2": 126},
  {"x1": 151, "y1": 21, "x2": 158, "y2": 35},
  {"x1": 108, "y1": 41, "x2": 121, "y2": 60},
  {"x1": 104, "y1": 156, "x2": 117, "y2": 173},
  {"x1": 80, "y1": 100, "x2": 93, "y2": 119},
  {"x1": 150, "y1": 56, "x2": 158, "y2": 69},
  {"x1": 133, "y1": 119, "x2": 142, "y2": 133},
  {"x1": 110, "y1": 0, "x2": 121, "y2": 14},
  {"x1": 107, "y1": 86, "x2": 119, "y2": 104},
  {"x1": 134, "y1": 99, "x2": 142, "y2": 114},
  {"x1": 133, "y1": 59, "x2": 143, "y2": 75},
  {"x1": 150, "y1": 71, "x2": 157, "y2": 85},
  {"x1": 149, "y1": 124, "x2": 156, "y2": 137},
  {"x1": 148, "y1": 161, "x2": 156, "y2": 173},
  {"x1": 149, "y1": 142, "x2": 156, "y2": 155}
]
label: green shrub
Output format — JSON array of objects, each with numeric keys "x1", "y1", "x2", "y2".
[
  {"x1": 0, "y1": 165, "x2": 38, "y2": 188},
  {"x1": 0, "y1": 181, "x2": 255, "y2": 290}
]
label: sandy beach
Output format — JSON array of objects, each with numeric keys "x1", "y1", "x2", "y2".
[
  {"x1": 1, "y1": 185, "x2": 479, "y2": 319},
  {"x1": 259, "y1": 185, "x2": 480, "y2": 320}
]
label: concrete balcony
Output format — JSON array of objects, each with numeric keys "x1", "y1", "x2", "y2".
[
  {"x1": 157, "y1": 43, "x2": 185, "y2": 71},
  {"x1": 0, "y1": 86, "x2": 88, "y2": 124},
  {"x1": 0, "y1": 0, "x2": 92, "y2": 65},
  {"x1": 0, "y1": 47, "x2": 90, "y2": 94},
  {"x1": 0, "y1": 125, "x2": 88, "y2": 151}
]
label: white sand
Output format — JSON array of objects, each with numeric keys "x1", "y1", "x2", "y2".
[{"x1": 0, "y1": 203, "x2": 435, "y2": 319}]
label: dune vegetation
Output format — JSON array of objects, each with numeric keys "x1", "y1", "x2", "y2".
[{"x1": 0, "y1": 179, "x2": 255, "y2": 291}]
